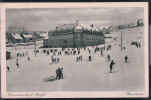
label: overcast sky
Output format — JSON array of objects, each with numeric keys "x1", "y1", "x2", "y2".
[{"x1": 6, "y1": 7, "x2": 144, "y2": 31}]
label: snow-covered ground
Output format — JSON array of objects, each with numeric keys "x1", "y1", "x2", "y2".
[{"x1": 6, "y1": 27, "x2": 145, "y2": 91}]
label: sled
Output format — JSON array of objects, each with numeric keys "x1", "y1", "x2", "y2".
[{"x1": 44, "y1": 76, "x2": 56, "y2": 82}]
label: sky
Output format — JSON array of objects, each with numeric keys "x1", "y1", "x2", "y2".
[{"x1": 6, "y1": 7, "x2": 144, "y2": 32}]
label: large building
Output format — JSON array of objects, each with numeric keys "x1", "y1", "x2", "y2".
[{"x1": 44, "y1": 23, "x2": 105, "y2": 48}]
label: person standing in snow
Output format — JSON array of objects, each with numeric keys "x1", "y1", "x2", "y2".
[
  {"x1": 107, "y1": 54, "x2": 110, "y2": 61},
  {"x1": 55, "y1": 68, "x2": 60, "y2": 79},
  {"x1": 101, "y1": 50, "x2": 103, "y2": 56},
  {"x1": 110, "y1": 60, "x2": 115, "y2": 73},
  {"x1": 58, "y1": 68, "x2": 62, "y2": 80},
  {"x1": 16, "y1": 62, "x2": 19, "y2": 68},
  {"x1": 28, "y1": 57, "x2": 30, "y2": 61},
  {"x1": 125, "y1": 55, "x2": 128, "y2": 63},
  {"x1": 60, "y1": 68, "x2": 63, "y2": 79},
  {"x1": 57, "y1": 58, "x2": 60, "y2": 63},
  {"x1": 81, "y1": 55, "x2": 82, "y2": 61},
  {"x1": 76, "y1": 57, "x2": 79, "y2": 62},
  {"x1": 89, "y1": 56, "x2": 91, "y2": 61},
  {"x1": 7, "y1": 66, "x2": 10, "y2": 72}
]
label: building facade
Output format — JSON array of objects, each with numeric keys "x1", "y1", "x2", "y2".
[{"x1": 44, "y1": 23, "x2": 105, "y2": 48}]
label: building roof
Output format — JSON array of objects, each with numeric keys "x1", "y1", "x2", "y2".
[
  {"x1": 38, "y1": 32, "x2": 48, "y2": 37},
  {"x1": 22, "y1": 34, "x2": 33, "y2": 38},
  {"x1": 76, "y1": 23, "x2": 99, "y2": 31},
  {"x1": 56, "y1": 23, "x2": 99, "y2": 32},
  {"x1": 57, "y1": 23, "x2": 78, "y2": 31},
  {"x1": 11, "y1": 33, "x2": 23, "y2": 40},
  {"x1": 99, "y1": 25, "x2": 109, "y2": 30}
]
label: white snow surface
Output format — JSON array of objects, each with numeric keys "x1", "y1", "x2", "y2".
[{"x1": 6, "y1": 27, "x2": 145, "y2": 92}]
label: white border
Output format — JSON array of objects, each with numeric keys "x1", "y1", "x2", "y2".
[{"x1": 1, "y1": 2, "x2": 149, "y2": 98}]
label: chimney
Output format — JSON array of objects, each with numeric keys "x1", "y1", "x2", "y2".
[{"x1": 91, "y1": 24, "x2": 93, "y2": 28}]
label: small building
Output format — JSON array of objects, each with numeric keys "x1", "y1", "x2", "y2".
[
  {"x1": 43, "y1": 37, "x2": 49, "y2": 47},
  {"x1": 137, "y1": 19, "x2": 144, "y2": 26},
  {"x1": 21, "y1": 33, "x2": 35, "y2": 42},
  {"x1": 6, "y1": 51, "x2": 11, "y2": 60},
  {"x1": 6, "y1": 33, "x2": 23, "y2": 43},
  {"x1": 35, "y1": 32, "x2": 48, "y2": 40},
  {"x1": 44, "y1": 23, "x2": 105, "y2": 48},
  {"x1": 99, "y1": 25, "x2": 110, "y2": 34}
]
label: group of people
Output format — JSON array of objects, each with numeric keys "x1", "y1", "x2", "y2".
[
  {"x1": 51, "y1": 56, "x2": 60, "y2": 63},
  {"x1": 109, "y1": 55, "x2": 129, "y2": 73},
  {"x1": 107, "y1": 45, "x2": 112, "y2": 51},
  {"x1": 16, "y1": 51, "x2": 28, "y2": 57},
  {"x1": 135, "y1": 42, "x2": 141, "y2": 48},
  {"x1": 76, "y1": 55, "x2": 82, "y2": 62},
  {"x1": 56, "y1": 68, "x2": 63, "y2": 80}
]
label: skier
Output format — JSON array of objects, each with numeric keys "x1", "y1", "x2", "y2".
[
  {"x1": 138, "y1": 42, "x2": 141, "y2": 48},
  {"x1": 52, "y1": 58, "x2": 54, "y2": 63},
  {"x1": 58, "y1": 68, "x2": 62, "y2": 80},
  {"x1": 110, "y1": 60, "x2": 115, "y2": 73},
  {"x1": 78, "y1": 50, "x2": 80, "y2": 54},
  {"x1": 81, "y1": 55, "x2": 82, "y2": 61},
  {"x1": 101, "y1": 50, "x2": 103, "y2": 56},
  {"x1": 60, "y1": 52, "x2": 61, "y2": 55},
  {"x1": 55, "y1": 68, "x2": 60, "y2": 79},
  {"x1": 57, "y1": 58, "x2": 60, "y2": 63},
  {"x1": 7, "y1": 66, "x2": 10, "y2": 72},
  {"x1": 79, "y1": 56, "x2": 81, "y2": 61},
  {"x1": 47, "y1": 51, "x2": 49, "y2": 55},
  {"x1": 16, "y1": 62, "x2": 19, "y2": 68},
  {"x1": 89, "y1": 50, "x2": 91, "y2": 54},
  {"x1": 76, "y1": 57, "x2": 79, "y2": 62},
  {"x1": 60, "y1": 68, "x2": 63, "y2": 79},
  {"x1": 125, "y1": 55, "x2": 128, "y2": 63},
  {"x1": 89, "y1": 56, "x2": 91, "y2": 61},
  {"x1": 28, "y1": 57, "x2": 30, "y2": 61},
  {"x1": 107, "y1": 54, "x2": 110, "y2": 61}
]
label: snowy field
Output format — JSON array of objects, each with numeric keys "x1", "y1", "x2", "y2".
[{"x1": 6, "y1": 27, "x2": 145, "y2": 91}]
